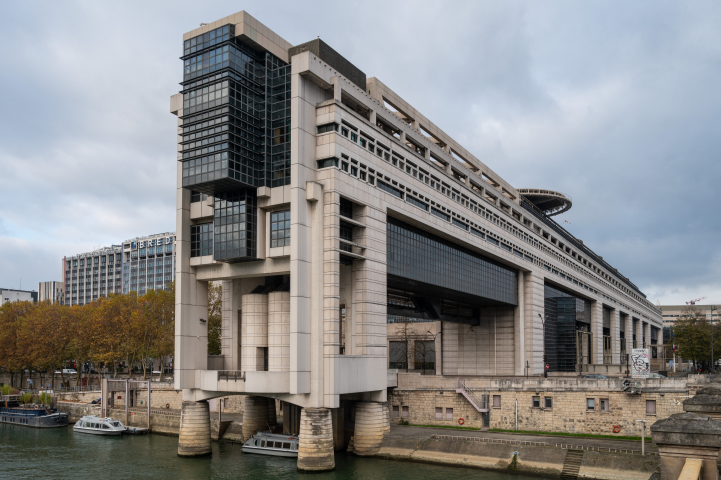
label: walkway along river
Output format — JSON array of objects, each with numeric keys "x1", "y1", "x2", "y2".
[{"x1": 0, "y1": 424, "x2": 548, "y2": 480}]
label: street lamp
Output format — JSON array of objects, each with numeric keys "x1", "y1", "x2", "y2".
[
  {"x1": 538, "y1": 314, "x2": 548, "y2": 378},
  {"x1": 712, "y1": 306, "x2": 718, "y2": 374},
  {"x1": 636, "y1": 420, "x2": 647, "y2": 455}
]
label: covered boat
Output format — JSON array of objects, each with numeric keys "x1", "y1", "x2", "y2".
[
  {"x1": 0, "y1": 406, "x2": 69, "y2": 428},
  {"x1": 73, "y1": 415, "x2": 126, "y2": 436},
  {"x1": 242, "y1": 431, "x2": 299, "y2": 457}
]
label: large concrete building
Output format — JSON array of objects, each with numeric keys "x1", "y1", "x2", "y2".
[
  {"x1": 170, "y1": 11, "x2": 662, "y2": 466},
  {"x1": 38, "y1": 281, "x2": 63, "y2": 304},
  {"x1": 62, "y1": 232, "x2": 176, "y2": 306}
]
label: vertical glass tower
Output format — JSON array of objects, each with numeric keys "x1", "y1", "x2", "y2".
[{"x1": 178, "y1": 24, "x2": 290, "y2": 262}]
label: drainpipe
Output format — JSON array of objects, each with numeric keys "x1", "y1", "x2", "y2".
[{"x1": 515, "y1": 399, "x2": 518, "y2": 431}]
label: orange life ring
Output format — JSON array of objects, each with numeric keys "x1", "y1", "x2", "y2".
[
  {"x1": 34, "y1": 404, "x2": 39, "y2": 410},
  {"x1": 613, "y1": 425, "x2": 621, "y2": 433},
  {"x1": 458, "y1": 418, "x2": 465, "y2": 425}
]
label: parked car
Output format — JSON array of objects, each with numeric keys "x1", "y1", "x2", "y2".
[
  {"x1": 54, "y1": 369, "x2": 77, "y2": 375},
  {"x1": 582, "y1": 374, "x2": 608, "y2": 379}
]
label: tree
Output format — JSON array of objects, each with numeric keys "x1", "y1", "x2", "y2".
[
  {"x1": 672, "y1": 306, "x2": 721, "y2": 372},
  {"x1": 0, "y1": 300, "x2": 35, "y2": 387},
  {"x1": 138, "y1": 284, "x2": 175, "y2": 380},
  {"x1": 208, "y1": 283, "x2": 222, "y2": 356}
]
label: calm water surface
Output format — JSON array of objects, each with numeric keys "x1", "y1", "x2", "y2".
[{"x1": 0, "y1": 424, "x2": 546, "y2": 480}]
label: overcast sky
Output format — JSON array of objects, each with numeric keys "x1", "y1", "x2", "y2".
[{"x1": 1, "y1": 1, "x2": 719, "y2": 306}]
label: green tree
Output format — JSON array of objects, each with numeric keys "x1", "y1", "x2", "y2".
[
  {"x1": 208, "y1": 283, "x2": 222, "y2": 356},
  {"x1": 672, "y1": 306, "x2": 721, "y2": 371}
]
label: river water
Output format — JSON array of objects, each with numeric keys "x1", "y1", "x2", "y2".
[{"x1": 0, "y1": 424, "x2": 546, "y2": 480}]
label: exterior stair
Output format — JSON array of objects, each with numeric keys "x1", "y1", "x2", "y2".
[
  {"x1": 455, "y1": 379, "x2": 488, "y2": 412},
  {"x1": 560, "y1": 449, "x2": 584, "y2": 479}
]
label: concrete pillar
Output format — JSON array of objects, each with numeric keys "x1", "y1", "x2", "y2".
[
  {"x1": 242, "y1": 396, "x2": 269, "y2": 441},
  {"x1": 267, "y1": 397, "x2": 277, "y2": 428},
  {"x1": 651, "y1": 412, "x2": 721, "y2": 480},
  {"x1": 353, "y1": 402, "x2": 384, "y2": 456},
  {"x1": 177, "y1": 401, "x2": 211, "y2": 457},
  {"x1": 590, "y1": 301, "x2": 604, "y2": 364},
  {"x1": 514, "y1": 271, "x2": 526, "y2": 375},
  {"x1": 644, "y1": 322, "x2": 651, "y2": 349},
  {"x1": 525, "y1": 270, "x2": 545, "y2": 375},
  {"x1": 624, "y1": 314, "x2": 633, "y2": 354},
  {"x1": 297, "y1": 407, "x2": 335, "y2": 471},
  {"x1": 434, "y1": 320, "x2": 443, "y2": 375},
  {"x1": 221, "y1": 280, "x2": 240, "y2": 370},
  {"x1": 268, "y1": 291, "x2": 290, "y2": 372},
  {"x1": 611, "y1": 309, "x2": 621, "y2": 364},
  {"x1": 381, "y1": 402, "x2": 390, "y2": 437},
  {"x1": 241, "y1": 294, "x2": 268, "y2": 372},
  {"x1": 174, "y1": 172, "x2": 208, "y2": 390}
]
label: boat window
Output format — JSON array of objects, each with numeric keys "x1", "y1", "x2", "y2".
[
  {"x1": 260, "y1": 441, "x2": 266, "y2": 447},
  {"x1": 103, "y1": 424, "x2": 109, "y2": 429},
  {"x1": 282, "y1": 442, "x2": 291, "y2": 449}
]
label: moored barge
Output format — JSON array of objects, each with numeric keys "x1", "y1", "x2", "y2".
[{"x1": 0, "y1": 407, "x2": 69, "y2": 428}]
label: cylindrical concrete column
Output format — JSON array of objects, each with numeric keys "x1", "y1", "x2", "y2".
[
  {"x1": 268, "y1": 291, "x2": 290, "y2": 372},
  {"x1": 178, "y1": 401, "x2": 211, "y2": 457},
  {"x1": 297, "y1": 408, "x2": 335, "y2": 471},
  {"x1": 242, "y1": 396, "x2": 269, "y2": 441},
  {"x1": 381, "y1": 402, "x2": 390, "y2": 437},
  {"x1": 241, "y1": 294, "x2": 268, "y2": 371},
  {"x1": 267, "y1": 397, "x2": 277, "y2": 428},
  {"x1": 353, "y1": 402, "x2": 384, "y2": 456}
]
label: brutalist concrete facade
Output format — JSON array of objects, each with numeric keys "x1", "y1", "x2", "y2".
[{"x1": 170, "y1": 10, "x2": 663, "y2": 463}]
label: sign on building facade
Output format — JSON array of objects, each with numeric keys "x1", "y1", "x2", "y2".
[{"x1": 631, "y1": 348, "x2": 650, "y2": 378}]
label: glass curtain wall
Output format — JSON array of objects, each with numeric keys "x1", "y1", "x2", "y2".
[{"x1": 544, "y1": 284, "x2": 592, "y2": 372}]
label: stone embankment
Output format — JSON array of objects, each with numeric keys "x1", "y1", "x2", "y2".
[{"x1": 376, "y1": 428, "x2": 659, "y2": 480}]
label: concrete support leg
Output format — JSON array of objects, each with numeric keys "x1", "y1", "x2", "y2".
[
  {"x1": 353, "y1": 402, "x2": 384, "y2": 456},
  {"x1": 177, "y1": 401, "x2": 211, "y2": 457},
  {"x1": 242, "y1": 396, "x2": 269, "y2": 441},
  {"x1": 381, "y1": 402, "x2": 390, "y2": 437},
  {"x1": 297, "y1": 407, "x2": 335, "y2": 471},
  {"x1": 267, "y1": 397, "x2": 277, "y2": 428}
]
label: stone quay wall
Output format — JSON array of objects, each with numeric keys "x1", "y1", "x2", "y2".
[{"x1": 388, "y1": 373, "x2": 705, "y2": 436}]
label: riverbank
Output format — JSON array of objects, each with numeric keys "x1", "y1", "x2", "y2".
[{"x1": 375, "y1": 425, "x2": 659, "y2": 479}]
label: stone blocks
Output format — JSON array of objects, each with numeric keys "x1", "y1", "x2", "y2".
[
  {"x1": 297, "y1": 407, "x2": 335, "y2": 471},
  {"x1": 178, "y1": 401, "x2": 211, "y2": 457}
]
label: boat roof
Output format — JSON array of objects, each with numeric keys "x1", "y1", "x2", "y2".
[{"x1": 253, "y1": 432, "x2": 298, "y2": 440}]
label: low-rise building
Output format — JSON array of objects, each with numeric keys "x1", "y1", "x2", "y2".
[{"x1": 0, "y1": 288, "x2": 37, "y2": 305}]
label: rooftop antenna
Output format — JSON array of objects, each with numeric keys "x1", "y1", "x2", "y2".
[{"x1": 200, "y1": 23, "x2": 207, "y2": 26}]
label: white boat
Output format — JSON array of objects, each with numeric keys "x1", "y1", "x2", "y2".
[
  {"x1": 73, "y1": 415, "x2": 127, "y2": 436},
  {"x1": 242, "y1": 431, "x2": 299, "y2": 457}
]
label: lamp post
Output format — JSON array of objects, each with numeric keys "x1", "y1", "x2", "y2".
[
  {"x1": 538, "y1": 313, "x2": 548, "y2": 378},
  {"x1": 712, "y1": 306, "x2": 718, "y2": 374},
  {"x1": 636, "y1": 420, "x2": 647, "y2": 455}
]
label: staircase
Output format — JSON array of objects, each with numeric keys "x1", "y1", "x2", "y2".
[
  {"x1": 560, "y1": 449, "x2": 584, "y2": 479},
  {"x1": 455, "y1": 379, "x2": 488, "y2": 412}
]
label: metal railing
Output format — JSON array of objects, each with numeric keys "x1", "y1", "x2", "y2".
[
  {"x1": 57, "y1": 385, "x2": 101, "y2": 393},
  {"x1": 456, "y1": 379, "x2": 489, "y2": 411},
  {"x1": 218, "y1": 371, "x2": 246, "y2": 381}
]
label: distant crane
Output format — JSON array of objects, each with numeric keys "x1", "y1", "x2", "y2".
[{"x1": 687, "y1": 296, "x2": 707, "y2": 305}]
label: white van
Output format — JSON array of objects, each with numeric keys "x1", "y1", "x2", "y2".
[{"x1": 54, "y1": 369, "x2": 77, "y2": 375}]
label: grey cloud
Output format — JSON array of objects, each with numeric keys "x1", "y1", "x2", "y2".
[{"x1": 1, "y1": 0, "x2": 719, "y2": 305}]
